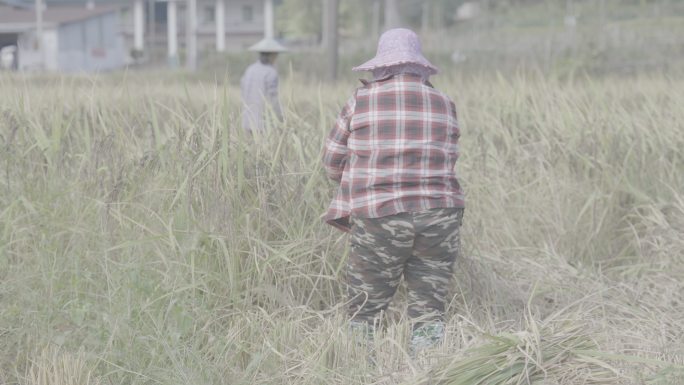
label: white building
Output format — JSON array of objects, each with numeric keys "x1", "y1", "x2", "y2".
[
  {"x1": 0, "y1": 0, "x2": 274, "y2": 71},
  {"x1": 120, "y1": 0, "x2": 267, "y2": 56},
  {"x1": 0, "y1": 4, "x2": 127, "y2": 71}
]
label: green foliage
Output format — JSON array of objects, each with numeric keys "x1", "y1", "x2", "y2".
[
  {"x1": 274, "y1": 0, "x2": 468, "y2": 39},
  {"x1": 276, "y1": 0, "x2": 324, "y2": 39}
]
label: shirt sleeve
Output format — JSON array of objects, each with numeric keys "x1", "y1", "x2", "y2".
[
  {"x1": 265, "y1": 70, "x2": 283, "y2": 121},
  {"x1": 323, "y1": 94, "x2": 356, "y2": 183}
]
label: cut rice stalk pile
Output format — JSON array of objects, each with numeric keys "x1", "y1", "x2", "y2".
[{"x1": 409, "y1": 323, "x2": 623, "y2": 385}]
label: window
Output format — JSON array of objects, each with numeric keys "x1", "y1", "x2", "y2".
[
  {"x1": 204, "y1": 5, "x2": 215, "y2": 24},
  {"x1": 154, "y1": 3, "x2": 168, "y2": 23},
  {"x1": 242, "y1": 5, "x2": 253, "y2": 22}
]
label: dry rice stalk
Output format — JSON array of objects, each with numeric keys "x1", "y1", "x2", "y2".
[
  {"x1": 407, "y1": 323, "x2": 623, "y2": 385},
  {"x1": 24, "y1": 346, "x2": 100, "y2": 385}
]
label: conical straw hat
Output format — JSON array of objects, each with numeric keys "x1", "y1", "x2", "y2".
[{"x1": 248, "y1": 37, "x2": 288, "y2": 53}]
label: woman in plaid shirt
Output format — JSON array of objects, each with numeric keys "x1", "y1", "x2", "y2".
[{"x1": 322, "y1": 28, "x2": 465, "y2": 356}]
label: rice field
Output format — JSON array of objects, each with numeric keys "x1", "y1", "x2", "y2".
[{"x1": 0, "y1": 71, "x2": 683, "y2": 384}]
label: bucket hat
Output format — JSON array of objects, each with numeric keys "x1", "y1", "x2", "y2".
[
  {"x1": 249, "y1": 37, "x2": 288, "y2": 53},
  {"x1": 353, "y1": 28, "x2": 437, "y2": 74}
]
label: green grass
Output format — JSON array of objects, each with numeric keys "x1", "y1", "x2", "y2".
[{"x1": 0, "y1": 71, "x2": 682, "y2": 384}]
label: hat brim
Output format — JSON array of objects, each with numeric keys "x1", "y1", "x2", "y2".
[
  {"x1": 352, "y1": 53, "x2": 438, "y2": 74},
  {"x1": 248, "y1": 38, "x2": 288, "y2": 53}
]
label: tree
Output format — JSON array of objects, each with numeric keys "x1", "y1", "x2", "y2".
[{"x1": 276, "y1": 0, "x2": 323, "y2": 40}]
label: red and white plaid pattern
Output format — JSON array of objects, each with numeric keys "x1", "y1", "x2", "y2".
[{"x1": 323, "y1": 74, "x2": 465, "y2": 232}]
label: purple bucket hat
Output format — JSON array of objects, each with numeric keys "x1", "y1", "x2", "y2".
[{"x1": 353, "y1": 28, "x2": 438, "y2": 74}]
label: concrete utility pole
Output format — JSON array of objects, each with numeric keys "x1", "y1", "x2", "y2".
[
  {"x1": 133, "y1": 0, "x2": 144, "y2": 53},
  {"x1": 326, "y1": 0, "x2": 339, "y2": 80},
  {"x1": 421, "y1": 1, "x2": 430, "y2": 35},
  {"x1": 186, "y1": 0, "x2": 197, "y2": 71},
  {"x1": 35, "y1": 0, "x2": 44, "y2": 69},
  {"x1": 216, "y1": 0, "x2": 225, "y2": 52},
  {"x1": 148, "y1": 0, "x2": 155, "y2": 52},
  {"x1": 565, "y1": 0, "x2": 577, "y2": 55},
  {"x1": 264, "y1": 0, "x2": 275, "y2": 38},
  {"x1": 167, "y1": 0, "x2": 178, "y2": 66},
  {"x1": 321, "y1": 0, "x2": 328, "y2": 49},
  {"x1": 371, "y1": 0, "x2": 380, "y2": 41},
  {"x1": 384, "y1": 0, "x2": 401, "y2": 30}
]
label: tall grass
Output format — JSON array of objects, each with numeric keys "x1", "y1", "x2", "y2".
[{"x1": 0, "y1": 72, "x2": 682, "y2": 384}]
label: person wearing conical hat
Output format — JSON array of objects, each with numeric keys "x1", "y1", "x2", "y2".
[
  {"x1": 322, "y1": 28, "x2": 465, "y2": 357},
  {"x1": 240, "y1": 37, "x2": 287, "y2": 132}
]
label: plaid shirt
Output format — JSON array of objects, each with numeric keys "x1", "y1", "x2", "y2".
[{"x1": 323, "y1": 73, "x2": 464, "y2": 232}]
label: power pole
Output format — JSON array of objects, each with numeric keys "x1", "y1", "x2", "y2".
[
  {"x1": 326, "y1": 0, "x2": 339, "y2": 80},
  {"x1": 167, "y1": 0, "x2": 178, "y2": 67},
  {"x1": 148, "y1": 0, "x2": 156, "y2": 57},
  {"x1": 133, "y1": 0, "x2": 144, "y2": 55},
  {"x1": 421, "y1": 1, "x2": 430, "y2": 36},
  {"x1": 321, "y1": 0, "x2": 328, "y2": 49},
  {"x1": 264, "y1": 0, "x2": 275, "y2": 38},
  {"x1": 216, "y1": 0, "x2": 226, "y2": 52},
  {"x1": 186, "y1": 0, "x2": 197, "y2": 71},
  {"x1": 384, "y1": 0, "x2": 401, "y2": 30},
  {"x1": 371, "y1": 0, "x2": 380, "y2": 41},
  {"x1": 35, "y1": 0, "x2": 44, "y2": 70}
]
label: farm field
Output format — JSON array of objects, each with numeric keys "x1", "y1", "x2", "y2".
[{"x1": 0, "y1": 72, "x2": 683, "y2": 384}]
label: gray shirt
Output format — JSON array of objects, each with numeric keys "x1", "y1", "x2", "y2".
[{"x1": 240, "y1": 61, "x2": 283, "y2": 131}]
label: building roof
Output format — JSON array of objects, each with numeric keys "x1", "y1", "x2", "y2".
[
  {"x1": 1, "y1": 0, "x2": 125, "y2": 6},
  {"x1": 3, "y1": 0, "x2": 265, "y2": 5},
  {"x1": 0, "y1": 4, "x2": 121, "y2": 33}
]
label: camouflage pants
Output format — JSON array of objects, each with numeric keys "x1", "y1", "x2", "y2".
[{"x1": 346, "y1": 208, "x2": 464, "y2": 324}]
